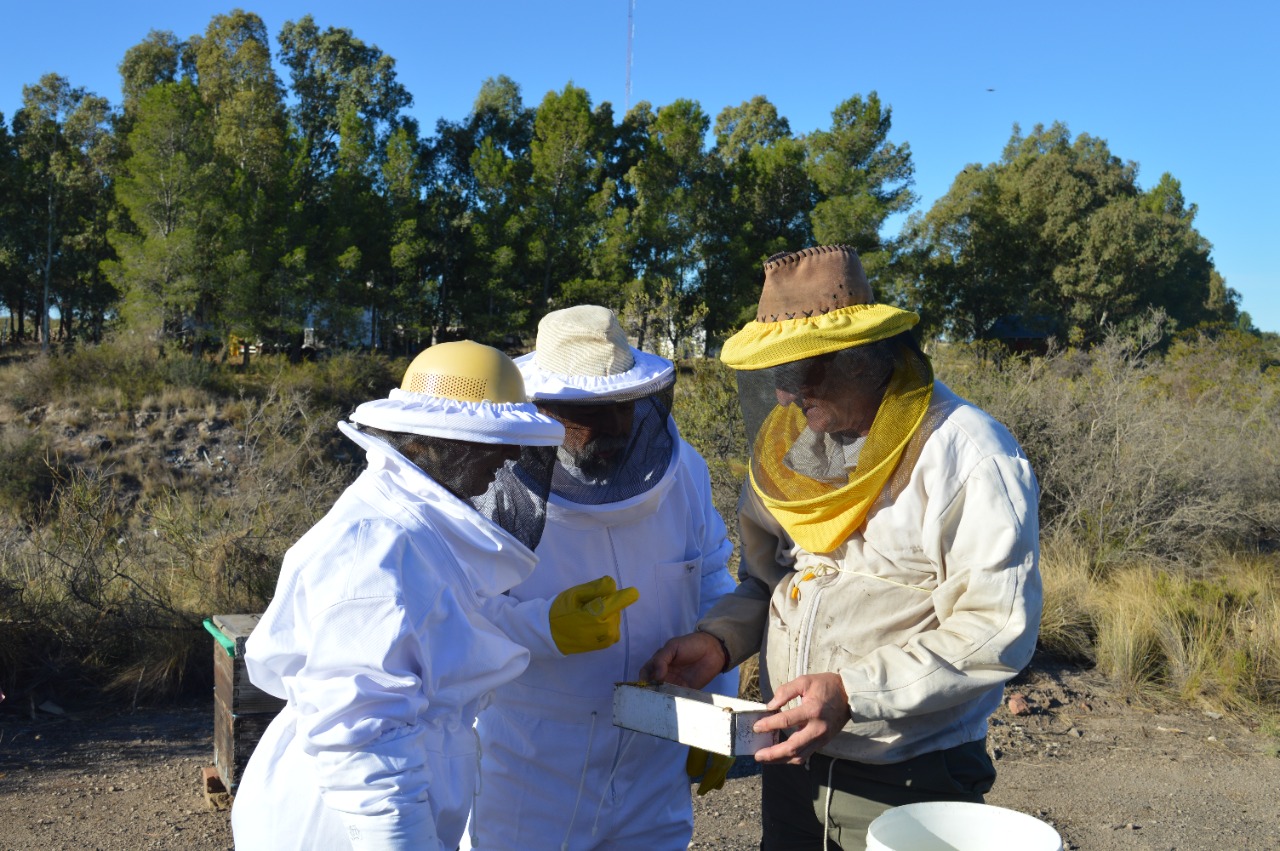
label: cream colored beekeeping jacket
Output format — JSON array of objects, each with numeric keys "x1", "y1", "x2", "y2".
[{"x1": 698, "y1": 381, "x2": 1042, "y2": 765}]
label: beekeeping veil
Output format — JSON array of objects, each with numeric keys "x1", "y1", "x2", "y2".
[
  {"x1": 516, "y1": 305, "x2": 676, "y2": 505},
  {"x1": 339, "y1": 340, "x2": 565, "y2": 552},
  {"x1": 720, "y1": 245, "x2": 934, "y2": 554}
]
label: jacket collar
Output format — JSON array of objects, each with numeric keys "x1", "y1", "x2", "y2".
[{"x1": 340, "y1": 421, "x2": 538, "y2": 597}]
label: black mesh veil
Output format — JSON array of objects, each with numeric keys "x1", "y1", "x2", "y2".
[
  {"x1": 354, "y1": 426, "x2": 557, "y2": 552},
  {"x1": 538, "y1": 380, "x2": 676, "y2": 506}
]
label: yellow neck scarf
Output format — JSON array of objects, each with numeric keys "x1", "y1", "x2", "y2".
[{"x1": 749, "y1": 352, "x2": 933, "y2": 553}]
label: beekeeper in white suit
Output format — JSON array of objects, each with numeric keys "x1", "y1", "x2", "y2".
[
  {"x1": 467, "y1": 306, "x2": 738, "y2": 850},
  {"x1": 231, "y1": 341, "x2": 639, "y2": 851}
]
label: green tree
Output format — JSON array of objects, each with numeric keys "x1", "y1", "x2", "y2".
[
  {"x1": 277, "y1": 16, "x2": 411, "y2": 189},
  {"x1": 380, "y1": 121, "x2": 432, "y2": 354},
  {"x1": 11, "y1": 74, "x2": 114, "y2": 351},
  {"x1": 527, "y1": 83, "x2": 609, "y2": 314},
  {"x1": 192, "y1": 10, "x2": 290, "y2": 353},
  {"x1": 622, "y1": 99, "x2": 718, "y2": 352},
  {"x1": 276, "y1": 15, "x2": 412, "y2": 350},
  {"x1": 709, "y1": 96, "x2": 813, "y2": 334},
  {"x1": 805, "y1": 92, "x2": 915, "y2": 276},
  {"x1": 903, "y1": 123, "x2": 1236, "y2": 345},
  {"x1": 107, "y1": 80, "x2": 215, "y2": 346},
  {"x1": 428, "y1": 76, "x2": 536, "y2": 342},
  {"x1": 119, "y1": 30, "x2": 193, "y2": 117}
]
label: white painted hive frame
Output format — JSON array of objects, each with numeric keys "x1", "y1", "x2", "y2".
[{"x1": 612, "y1": 682, "x2": 780, "y2": 756}]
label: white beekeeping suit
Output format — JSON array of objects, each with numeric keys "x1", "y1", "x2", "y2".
[
  {"x1": 468, "y1": 306, "x2": 738, "y2": 851},
  {"x1": 231, "y1": 341, "x2": 634, "y2": 851}
]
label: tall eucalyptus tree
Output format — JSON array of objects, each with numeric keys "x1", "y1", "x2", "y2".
[
  {"x1": 11, "y1": 74, "x2": 113, "y2": 350},
  {"x1": 192, "y1": 10, "x2": 289, "y2": 351},
  {"x1": 277, "y1": 15, "x2": 412, "y2": 348}
]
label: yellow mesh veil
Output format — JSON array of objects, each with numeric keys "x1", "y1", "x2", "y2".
[{"x1": 743, "y1": 340, "x2": 933, "y2": 554}]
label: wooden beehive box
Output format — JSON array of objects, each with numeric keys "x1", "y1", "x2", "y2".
[
  {"x1": 612, "y1": 682, "x2": 780, "y2": 756},
  {"x1": 206, "y1": 614, "x2": 285, "y2": 793}
]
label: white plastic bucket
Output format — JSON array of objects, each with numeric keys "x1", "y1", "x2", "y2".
[{"x1": 866, "y1": 801, "x2": 1062, "y2": 851}]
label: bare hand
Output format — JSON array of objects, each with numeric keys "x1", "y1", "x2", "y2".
[
  {"x1": 752, "y1": 673, "x2": 851, "y2": 765},
  {"x1": 640, "y1": 631, "x2": 726, "y2": 690}
]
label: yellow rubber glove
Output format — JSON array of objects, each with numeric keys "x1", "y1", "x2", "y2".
[
  {"x1": 685, "y1": 746, "x2": 735, "y2": 795},
  {"x1": 548, "y1": 575, "x2": 640, "y2": 655}
]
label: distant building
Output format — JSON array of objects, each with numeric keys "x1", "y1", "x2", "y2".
[{"x1": 983, "y1": 314, "x2": 1055, "y2": 356}]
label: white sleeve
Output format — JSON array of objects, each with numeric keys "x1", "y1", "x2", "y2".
[
  {"x1": 297, "y1": 594, "x2": 445, "y2": 851},
  {"x1": 476, "y1": 593, "x2": 561, "y2": 658}
]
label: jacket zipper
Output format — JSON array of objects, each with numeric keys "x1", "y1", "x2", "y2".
[{"x1": 796, "y1": 582, "x2": 826, "y2": 676}]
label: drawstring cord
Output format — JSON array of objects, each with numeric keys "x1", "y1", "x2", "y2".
[
  {"x1": 589, "y1": 729, "x2": 639, "y2": 838},
  {"x1": 561, "y1": 710, "x2": 599, "y2": 851},
  {"x1": 790, "y1": 564, "x2": 931, "y2": 602},
  {"x1": 823, "y1": 755, "x2": 836, "y2": 846},
  {"x1": 472, "y1": 725, "x2": 483, "y2": 796}
]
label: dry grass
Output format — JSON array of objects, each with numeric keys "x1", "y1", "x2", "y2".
[
  {"x1": 1035, "y1": 534, "x2": 1097, "y2": 664},
  {"x1": 1081, "y1": 558, "x2": 1280, "y2": 719}
]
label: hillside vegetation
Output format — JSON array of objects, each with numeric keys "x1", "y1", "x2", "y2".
[{"x1": 1, "y1": 325, "x2": 1278, "y2": 745}]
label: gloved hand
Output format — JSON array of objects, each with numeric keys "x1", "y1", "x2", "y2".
[
  {"x1": 548, "y1": 576, "x2": 640, "y2": 655},
  {"x1": 685, "y1": 746, "x2": 735, "y2": 796}
]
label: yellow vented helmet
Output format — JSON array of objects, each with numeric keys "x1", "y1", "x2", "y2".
[{"x1": 401, "y1": 341, "x2": 528, "y2": 404}]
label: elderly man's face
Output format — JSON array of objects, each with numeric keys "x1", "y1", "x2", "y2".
[
  {"x1": 774, "y1": 355, "x2": 887, "y2": 437},
  {"x1": 538, "y1": 400, "x2": 636, "y2": 478}
]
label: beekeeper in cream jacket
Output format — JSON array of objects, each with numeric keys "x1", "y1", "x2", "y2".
[
  {"x1": 644, "y1": 246, "x2": 1043, "y2": 851},
  {"x1": 231, "y1": 342, "x2": 637, "y2": 851}
]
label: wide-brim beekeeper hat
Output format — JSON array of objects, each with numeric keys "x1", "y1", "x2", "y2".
[
  {"x1": 720, "y1": 245, "x2": 920, "y2": 370},
  {"x1": 339, "y1": 341, "x2": 566, "y2": 552},
  {"x1": 344, "y1": 340, "x2": 564, "y2": 446},
  {"x1": 720, "y1": 246, "x2": 933, "y2": 555},
  {"x1": 515, "y1": 305, "x2": 677, "y2": 505},
  {"x1": 516, "y1": 304, "x2": 674, "y2": 403}
]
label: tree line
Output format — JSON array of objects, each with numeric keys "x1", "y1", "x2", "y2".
[{"x1": 0, "y1": 10, "x2": 1247, "y2": 358}]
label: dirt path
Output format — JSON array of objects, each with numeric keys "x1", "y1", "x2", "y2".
[{"x1": 3, "y1": 663, "x2": 1278, "y2": 850}]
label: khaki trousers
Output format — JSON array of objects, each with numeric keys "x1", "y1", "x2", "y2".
[{"x1": 760, "y1": 738, "x2": 996, "y2": 851}]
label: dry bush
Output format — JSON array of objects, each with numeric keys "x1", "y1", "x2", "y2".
[
  {"x1": 673, "y1": 358, "x2": 750, "y2": 574},
  {"x1": 238, "y1": 351, "x2": 405, "y2": 415},
  {"x1": 0, "y1": 363, "x2": 359, "y2": 703},
  {"x1": 937, "y1": 318, "x2": 1280, "y2": 568},
  {"x1": 0, "y1": 431, "x2": 63, "y2": 519},
  {"x1": 0, "y1": 338, "x2": 223, "y2": 413}
]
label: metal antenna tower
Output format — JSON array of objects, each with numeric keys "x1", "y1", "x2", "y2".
[{"x1": 626, "y1": 0, "x2": 634, "y2": 111}]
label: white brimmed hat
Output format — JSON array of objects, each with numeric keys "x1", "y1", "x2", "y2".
[{"x1": 517, "y1": 305, "x2": 674, "y2": 403}]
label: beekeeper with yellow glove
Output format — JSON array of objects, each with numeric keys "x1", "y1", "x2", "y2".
[
  {"x1": 231, "y1": 341, "x2": 635, "y2": 851},
  {"x1": 467, "y1": 306, "x2": 738, "y2": 851}
]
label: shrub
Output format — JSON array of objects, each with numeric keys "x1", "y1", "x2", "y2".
[
  {"x1": 937, "y1": 322, "x2": 1280, "y2": 566},
  {"x1": 0, "y1": 431, "x2": 62, "y2": 519}
]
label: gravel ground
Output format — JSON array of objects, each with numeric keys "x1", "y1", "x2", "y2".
[{"x1": 4, "y1": 661, "x2": 1279, "y2": 850}]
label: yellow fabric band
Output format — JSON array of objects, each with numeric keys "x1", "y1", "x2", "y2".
[
  {"x1": 749, "y1": 351, "x2": 933, "y2": 553},
  {"x1": 720, "y1": 304, "x2": 920, "y2": 371}
]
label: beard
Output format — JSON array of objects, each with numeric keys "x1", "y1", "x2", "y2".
[{"x1": 558, "y1": 434, "x2": 630, "y2": 482}]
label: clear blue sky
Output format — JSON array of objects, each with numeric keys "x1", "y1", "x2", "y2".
[{"x1": 3, "y1": 0, "x2": 1276, "y2": 332}]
